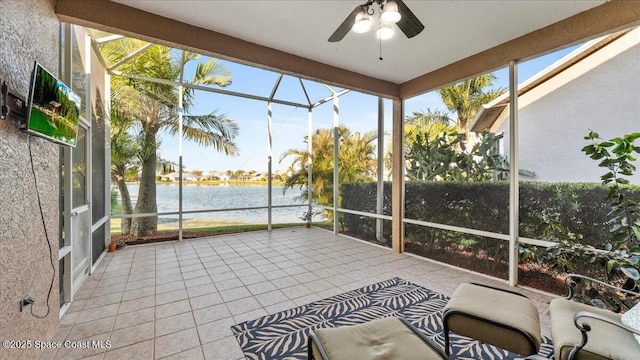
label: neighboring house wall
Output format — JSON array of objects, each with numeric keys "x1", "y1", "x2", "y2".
[
  {"x1": 0, "y1": 1, "x2": 60, "y2": 359},
  {"x1": 493, "y1": 29, "x2": 640, "y2": 183}
]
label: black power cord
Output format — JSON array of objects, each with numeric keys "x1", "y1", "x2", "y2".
[{"x1": 27, "y1": 136, "x2": 55, "y2": 319}]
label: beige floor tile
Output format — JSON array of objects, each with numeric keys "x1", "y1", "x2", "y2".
[
  {"x1": 202, "y1": 336, "x2": 244, "y2": 360},
  {"x1": 214, "y1": 278, "x2": 244, "y2": 291},
  {"x1": 104, "y1": 339, "x2": 153, "y2": 360},
  {"x1": 156, "y1": 272, "x2": 183, "y2": 285},
  {"x1": 182, "y1": 269, "x2": 208, "y2": 280},
  {"x1": 67, "y1": 316, "x2": 115, "y2": 340},
  {"x1": 193, "y1": 304, "x2": 231, "y2": 325},
  {"x1": 232, "y1": 308, "x2": 268, "y2": 324},
  {"x1": 90, "y1": 283, "x2": 126, "y2": 298},
  {"x1": 53, "y1": 331, "x2": 111, "y2": 360},
  {"x1": 184, "y1": 276, "x2": 212, "y2": 288},
  {"x1": 155, "y1": 280, "x2": 185, "y2": 295},
  {"x1": 246, "y1": 281, "x2": 277, "y2": 295},
  {"x1": 155, "y1": 312, "x2": 196, "y2": 337},
  {"x1": 154, "y1": 327, "x2": 200, "y2": 359},
  {"x1": 122, "y1": 286, "x2": 156, "y2": 302},
  {"x1": 159, "y1": 346, "x2": 204, "y2": 360},
  {"x1": 186, "y1": 283, "x2": 217, "y2": 298},
  {"x1": 156, "y1": 288, "x2": 188, "y2": 306},
  {"x1": 281, "y1": 284, "x2": 313, "y2": 299},
  {"x1": 219, "y1": 286, "x2": 251, "y2": 302},
  {"x1": 155, "y1": 299, "x2": 192, "y2": 319},
  {"x1": 52, "y1": 228, "x2": 556, "y2": 360},
  {"x1": 197, "y1": 317, "x2": 236, "y2": 344},
  {"x1": 118, "y1": 295, "x2": 155, "y2": 314},
  {"x1": 110, "y1": 321, "x2": 154, "y2": 350},
  {"x1": 113, "y1": 307, "x2": 155, "y2": 330},
  {"x1": 76, "y1": 304, "x2": 121, "y2": 324},
  {"x1": 125, "y1": 278, "x2": 156, "y2": 291},
  {"x1": 189, "y1": 293, "x2": 223, "y2": 310},
  {"x1": 225, "y1": 297, "x2": 262, "y2": 316},
  {"x1": 254, "y1": 290, "x2": 288, "y2": 307}
]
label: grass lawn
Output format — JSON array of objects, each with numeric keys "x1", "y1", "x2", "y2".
[{"x1": 110, "y1": 218, "x2": 333, "y2": 236}]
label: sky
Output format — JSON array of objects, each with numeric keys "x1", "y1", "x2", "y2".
[{"x1": 157, "y1": 44, "x2": 579, "y2": 174}]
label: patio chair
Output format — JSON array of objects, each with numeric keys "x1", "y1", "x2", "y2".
[
  {"x1": 442, "y1": 282, "x2": 541, "y2": 356},
  {"x1": 307, "y1": 316, "x2": 447, "y2": 360},
  {"x1": 549, "y1": 273, "x2": 640, "y2": 360}
]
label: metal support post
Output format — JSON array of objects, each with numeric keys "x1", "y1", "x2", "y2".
[
  {"x1": 178, "y1": 51, "x2": 186, "y2": 242},
  {"x1": 376, "y1": 97, "x2": 385, "y2": 243},
  {"x1": 267, "y1": 101, "x2": 273, "y2": 230},
  {"x1": 508, "y1": 60, "x2": 519, "y2": 286},
  {"x1": 307, "y1": 109, "x2": 313, "y2": 222}
]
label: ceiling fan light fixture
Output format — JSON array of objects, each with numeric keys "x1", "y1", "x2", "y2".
[
  {"x1": 380, "y1": 0, "x2": 401, "y2": 24},
  {"x1": 376, "y1": 25, "x2": 394, "y2": 40},
  {"x1": 352, "y1": 9, "x2": 373, "y2": 33}
]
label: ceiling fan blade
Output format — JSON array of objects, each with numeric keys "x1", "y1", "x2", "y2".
[
  {"x1": 396, "y1": 0, "x2": 425, "y2": 38},
  {"x1": 328, "y1": 6, "x2": 361, "y2": 42}
]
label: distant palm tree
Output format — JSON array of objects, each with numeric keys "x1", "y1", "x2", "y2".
[
  {"x1": 104, "y1": 39, "x2": 239, "y2": 236},
  {"x1": 437, "y1": 74, "x2": 505, "y2": 134},
  {"x1": 280, "y1": 126, "x2": 377, "y2": 208}
]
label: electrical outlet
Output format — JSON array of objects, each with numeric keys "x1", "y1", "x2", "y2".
[{"x1": 20, "y1": 295, "x2": 35, "y2": 312}]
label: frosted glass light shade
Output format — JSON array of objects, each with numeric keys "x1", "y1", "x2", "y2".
[
  {"x1": 352, "y1": 10, "x2": 373, "y2": 33},
  {"x1": 380, "y1": 1, "x2": 401, "y2": 24},
  {"x1": 376, "y1": 25, "x2": 394, "y2": 40}
]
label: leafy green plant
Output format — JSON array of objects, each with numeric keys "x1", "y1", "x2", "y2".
[
  {"x1": 543, "y1": 131, "x2": 640, "y2": 288},
  {"x1": 405, "y1": 130, "x2": 507, "y2": 182},
  {"x1": 583, "y1": 131, "x2": 640, "y2": 282}
]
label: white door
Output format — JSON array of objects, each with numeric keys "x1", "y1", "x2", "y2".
[{"x1": 67, "y1": 122, "x2": 91, "y2": 296}]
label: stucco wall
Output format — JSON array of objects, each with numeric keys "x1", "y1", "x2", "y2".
[
  {"x1": 496, "y1": 28, "x2": 640, "y2": 183},
  {"x1": 0, "y1": 1, "x2": 60, "y2": 359}
]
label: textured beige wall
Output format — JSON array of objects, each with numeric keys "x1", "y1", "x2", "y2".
[{"x1": 0, "y1": 1, "x2": 60, "y2": 359}]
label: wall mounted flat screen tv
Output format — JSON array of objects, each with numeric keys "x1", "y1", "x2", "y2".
[{"x1": 24, "y1": 62, "x2": 80, "y2": 147}]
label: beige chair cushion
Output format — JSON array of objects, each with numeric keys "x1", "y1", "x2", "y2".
[
  {"x1": 310, "y1": 316, "x2": 445, "y2": 360},
  {"x1": 550, "y1": 298, "x2": 640, "y2": 360},
  {"x1": 443, "y1": 283, "x2": 541, "y2": 355},
  {"x1": 620, "y1": 301, "x2": 640, "y2": 345}
]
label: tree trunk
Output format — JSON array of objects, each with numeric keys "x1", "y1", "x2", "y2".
[
  {"x1": 131, "y1": 131, "x2": 158, "y2": 236},
  {"x1": 114, "y1": 171, "x2": 133, "y2": 235}
]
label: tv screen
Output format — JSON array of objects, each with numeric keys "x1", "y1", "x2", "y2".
[{"x1": 25, "y1": 62, "x2": 81, "y2": 147}]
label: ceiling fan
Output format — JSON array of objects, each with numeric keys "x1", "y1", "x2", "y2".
[{"x1": 328, "y1": 0, "x2": 425, "y2": 42}]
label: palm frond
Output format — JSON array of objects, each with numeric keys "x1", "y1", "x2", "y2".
[{"x1": 167, "y1": 112, "x2": 240, "y2": 155}]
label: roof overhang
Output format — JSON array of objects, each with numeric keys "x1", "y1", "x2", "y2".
[
  {"x1": 469, "y1": 28, "x2": 634, "y2": 133},
  {"x1": 55, "y1": 0, "x2": 640, "y2": 99}
]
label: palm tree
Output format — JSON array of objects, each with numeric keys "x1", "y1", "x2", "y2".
[
  {"x1": 110, "y1": 104, "x2": 139, "y2": 234},
  {"x1": 385, "y1": 109, "x2": 455, "y2": 173},
  {"x1": 404, "y1": 109, "x2": 455, "y2": 142},
  {"x1": 105, "y1": 40, "x2": 239, "y2": 236},
  {"x1": 280, "y1": 126, "x2": 378, "y2": 209},
  {"x1": 437, "y1": 74, "x2": 505, "y2": 135}
]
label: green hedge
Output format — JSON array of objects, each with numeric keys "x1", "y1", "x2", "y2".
[
  {"x1": 341, "y1": 182, "x2": 393, "y2": 245},
  {"x1": 342, "y1": 181, "x2": 640, "y2": 250}
]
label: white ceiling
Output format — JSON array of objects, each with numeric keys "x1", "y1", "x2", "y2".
[{"x1": 114, "y1": 0, "x2": 605, "y2": 84}]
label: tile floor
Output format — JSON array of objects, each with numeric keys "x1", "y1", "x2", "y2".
[{"x1": 39, "y1": 227, "x2": 555, "y2": 360}]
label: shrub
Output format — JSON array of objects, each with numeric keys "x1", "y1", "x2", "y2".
[{"x1": 341, "y1": 180, "x2": 640, "y2": 274}]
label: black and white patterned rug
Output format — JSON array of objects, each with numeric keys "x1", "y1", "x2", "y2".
[{"x1": 232, "y1": 277, "x2": 554, "y2": 360}]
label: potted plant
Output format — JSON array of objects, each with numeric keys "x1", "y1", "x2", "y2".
[
  {"x1": 301, "y1": 209, "x2": 313, "y2": 228},
  {"x1": 108, "y1": 239, "x2": 117, "y2": 252}
]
